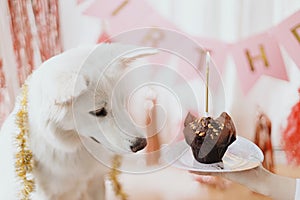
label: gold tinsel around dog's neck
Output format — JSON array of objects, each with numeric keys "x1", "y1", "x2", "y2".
[
  {"x1": 15, "y1": 84, "x2": 35, "y2": 200},
  {"x1": 109, "y1": 155, "x2": 128, "y2": 200}
]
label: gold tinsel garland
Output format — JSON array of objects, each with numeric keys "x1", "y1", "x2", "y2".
[
  {"x1": 15, "y1": 84, "x2": 35, "y2": 200},
  {"x1": 109, "y1": 155, "x2": 128, "y2": 200}
]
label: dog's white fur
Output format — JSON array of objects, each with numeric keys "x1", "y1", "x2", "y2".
[{"x1": 0, "y1": 43, "x2": 156, "y2": 200}]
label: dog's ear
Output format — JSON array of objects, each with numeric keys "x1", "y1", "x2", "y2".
[
  {"x1": 120, "y1": 47, "x2": 158, "y2": 66},
  {"x1": 104, "y1": 47, "x2": 158, "y2": 80},
  {"x1": 52, "y1": 72, "x2": 89, "y2": 105}
]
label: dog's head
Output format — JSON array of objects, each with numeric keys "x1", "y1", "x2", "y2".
[{"x1": 33, "y1": 43, "x2": 157, "y2": 153}]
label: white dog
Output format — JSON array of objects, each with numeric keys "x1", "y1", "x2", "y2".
[{"x1": 0, "y1": 43, "x2": 157, "y2": 200}]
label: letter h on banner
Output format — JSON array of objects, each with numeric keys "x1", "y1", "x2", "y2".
[
  {"x1": 231, "y1": 32, "x2": 288, "y2": 94},
  {"x1": 245, "y1": 45, "x2": 269, "y2": 72}
]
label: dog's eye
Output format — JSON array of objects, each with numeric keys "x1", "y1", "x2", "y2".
[{"x1": 89, "y1": 108, "x2": 107, "y2": 117}]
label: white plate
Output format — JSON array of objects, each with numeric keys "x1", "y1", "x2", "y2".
[{"x1": 163, "y1": 136, "x2": 264, "y2": 172}]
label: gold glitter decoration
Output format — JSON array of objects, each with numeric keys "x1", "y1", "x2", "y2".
[
  {"x1": 109, "y1": 155, "x2": 128, "y2": 200},
  {"x1": 15, "y1": 84, "x2": 35, "y2": 200}
]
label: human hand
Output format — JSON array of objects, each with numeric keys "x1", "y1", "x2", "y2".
[{"x1": 190, "y1": 165, "x2": 296, "y2": 200}]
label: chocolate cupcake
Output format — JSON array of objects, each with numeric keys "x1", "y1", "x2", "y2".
[{"x1": 183, "y1": 112, "x2": 236, "y2": 164}]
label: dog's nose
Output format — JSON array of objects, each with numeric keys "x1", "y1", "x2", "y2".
[{"x1": 130, "y1": 137, "x2": 147, "y2": 153}]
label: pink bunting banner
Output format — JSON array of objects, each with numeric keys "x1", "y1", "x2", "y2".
[
  {"x1": 84, "y1": 0, "x2": 154, "y2": 35},
  {"x1": 231, "y1": 32, "x2": 288, "y2": 93},
  {"x1": 82, "y1": 1, "x2": 300, "y2": 94},
  {"x1": 273, "y1": 11, "x2": 300, "y2": 70},
  {"x1": 84, "y1": 0, "x2": 131, "y2": 19},
  {"x1": 84, "y1": 0, "x2": 228, "y2": 77}
]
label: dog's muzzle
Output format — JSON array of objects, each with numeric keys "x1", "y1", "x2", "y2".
[{"x1": 130, "y1": 137, "x2": 147, "y2": 153}]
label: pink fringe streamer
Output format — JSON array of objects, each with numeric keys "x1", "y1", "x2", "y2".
[
  {"x1": 7, "y1": 0, "x2": 62, "y2": 86},
  {"x1": 0, "y1": 58, "x2": 8, "y2": 125},
  {"x1": 0, "y1": 0, "x2": 62, "y2": 126},
  {"x1": 32, "y1": 0, "x2": 62, "y2": 61}
]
